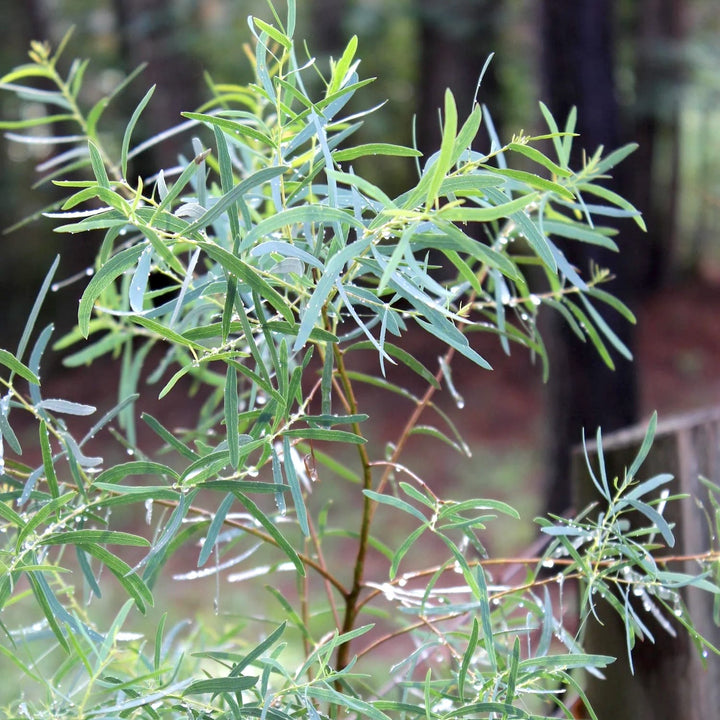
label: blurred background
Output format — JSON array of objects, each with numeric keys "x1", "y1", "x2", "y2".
[{"x1": 2, "y1": 0, "x2": 720, "y2": 526}]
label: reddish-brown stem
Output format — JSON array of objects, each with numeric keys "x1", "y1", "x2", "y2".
[{"x1": 332, "y1": 342, "x2": 376, "y2": 672}]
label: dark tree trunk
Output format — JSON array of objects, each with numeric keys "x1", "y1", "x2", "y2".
[
  {"x1": 310, "y1": 0, "x2": 349, "y2": 58},
  {"x1": 540, "y1": 0, "x2": 639, "y2": 515},
  {"x1": 630, "y1": 0, "x2": 688, "y2": 285},
  {"x1": 111, "y1": 0, "x2": 203, "y2": 174},
  {"x1": 415, "y1": 0, "x2": 502, "y2": 155}
]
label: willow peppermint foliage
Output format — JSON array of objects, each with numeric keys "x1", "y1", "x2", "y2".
[{"x1": 0, "y1": 2, "x2": 718, "y2": 719}]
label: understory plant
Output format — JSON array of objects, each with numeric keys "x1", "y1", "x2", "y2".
[{"x1": 1, "y1": 2, "x2": 718, "y2": 718}]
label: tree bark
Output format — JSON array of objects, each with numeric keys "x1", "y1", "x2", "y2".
[
  {"x1": 630, "y1": 0, "x2": 688, "y2": 284},
  {"x1": 415, "y1": 0, "x2": 502, "y2": 155},
  {"x1": 111, "y1": 0, "x2": 203, "y2": 174},
  {"x1": 540, "y1": 0, "x2": 639, "y2": 515}
]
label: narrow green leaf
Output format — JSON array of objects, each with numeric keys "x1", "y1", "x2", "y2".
[
  {"x1": 347, "y1": 340, "x2": 440, "y2": 389},
  {"x1": 199, "y1": 241, "x2": 295, "y2": 324},
  {"x1": 213, "y1": 125, "x2": 242, "y2": 244},
  {"x1": 253, "y1": 17, "x2": 291, "y2": 48},
  {"x1": 185, "y1": 675, "x2": 258, "y2": 695},
  {"x1": 76, "y1": 546, "x2": 102, "y2": 599},
  {"x1": 579, "y1": 181, "x2": 645, "y2": 230},
  {"x1": 16, "y1": 255, "x2": 59, "y2": 363},
  {"x1": 329, "y1": 169, "x2": 395, "y2": 208},
  {"x1": 451, "y1": 103, "x2": 483, "y2": 164},
  {"x1": 87, "y1": 140, "x2": 110, "y2": 189},
  {"x1": 0, "y1": 498, "x2": 25, "y2": 528},
  {"x1": 182, "y1": 111, "x2": 274, "y2": 147},
  {"x1": 377, "y1": 221, "x2": 414, "y2": 294},
  {"x1": 328, "y1": 34, "x2": 358, "y2": 95},
  {"x1": 141, "y1": 413, "x2": 199, "y2": 460},
  {"x1": 0, "y1": 63, "x2": 55, "y2": 83},
  {"x1": 414, "y1": 314, "x2": 491, "y2": 370},
  {"x1": 95, "y1": 460, "x2": 179, "y2": 485},
  {"x1": 0, "y1": 407, "x2": 21, "y2": 455},
  {"x1": 150, "y1": 152, "x2": 204, "y2": 220},
  {"x1": 39, "y1": 530, "x2": 150, "y2": 547},
  {"x1": 390, "y1": 525, "x2": 426, "y2": 580},
  {"x1": 79, "y1": 543, "x2": 154, "y2": 612},
  {"x1": 425, "y1": 88, "x2": 458, "y2": 207},
  {"x1": 282, "y1": 428, "x2": 365, "y2": 444},
  {"x1": 333, "y1": 143, "x2": 421, "y2": 162},
  {"x1": 129, "y1": 315, "x2": 206, "y2": 353},
  {"x1": 17, "y1": 493, "x2": 75, "y2": 548},
  {"x1": 459, "y1": 617, "x2": 479, "y2": 699},
  {"x1": 508, "y1": 142, "x2": 572, "y2": 177},
  {"x1": 61, "y1": 332, "x2": 127, "y2": 367},
  {"x1": 283, "y1": 435, "x2": 309, "y2": 537},
  {"x1": 36, "y1": 399, "x2": 96, "y2": 415},
  {"x1": 225, "y1": 365, "x2": 239, "y2": 469},
  {"x1": 593, "y1": 142, "x2": 638, "y2": 175},
  {"x1": 627, "y1": 498, "x2": 675, "y2": 547},
  {"x1": 294, "y1": 236, "x2": 372, "y2": 352},
  {"x1": 304, "y1": 687, "x2": 391, "y2": 720},
  {"x1": 233, "y1": 621, "x2": 286, "y2": 674},
  {"x1": 185, "y1": 165, "x2": 288, "y2": 235},
  {"x1": 542, "y1": 218, "x2": 618, "y2": 251},
  {"x1": 229, "y1": 490, "x2": 304, "y2": 576},
  {"x1": 363, "y1": 489, "x2": 428, "y2": 523},
  {"x1": 475, "y1": 565, "x2": 497, "y2": 672},
  {"x1": 506, "y1": 637, "x2": 521, "y2": 704},
  {"x1": 198, "y1": 493, "x2": 235, "y2": 567},
  {"x1": 622, "y1": 473, "x2": 674, "y2": 503},
  {"x1": 437, "y1": 191, "x2": 538, "y2": 222},
  {"x1": 28, "y1": 573, "x2": 70, "y2": 653},
  {"x1": 121, "y1": 85, "x2": 156, "y2": 179},
  {"x1": 129, "y1": 246, "x2": 153, "y2": 313},
  {"x1": 485, "y1": 166, "x2": 574, "y2": 200},
  {"x1": 95, "y1": 485, "x2": 181, "y2": 505},
  {"x1": 565, "y1": 299, "x2": 614, "y2": 369},
  {"x1": 78, "y1": 244, "x2": 146, "y2": 336},
  {"x1": 0, "y1": 348, "x2": 40, "y2": 385},
  {"x1": 239, "y1": 205, "x2": 364, "y2": 252}
]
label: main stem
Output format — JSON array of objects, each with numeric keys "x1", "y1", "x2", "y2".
[{"x1": 332, "y1": 342, "x2": 374, "y2": 672}]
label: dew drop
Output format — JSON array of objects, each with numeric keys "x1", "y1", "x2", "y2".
[{"x1": 542, "y1": 558, "x2": 555, "y2": 569}]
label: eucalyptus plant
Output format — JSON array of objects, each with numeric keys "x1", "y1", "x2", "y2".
[{"x1": 0, "y1": 2, "x2": 718, "y2": 719}]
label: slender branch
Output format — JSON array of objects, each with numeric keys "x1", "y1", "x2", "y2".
[
  {"x1": 307, "y1": 513, "x2": 342, "y2": 628},
  {"x1": 332, "y1": 341, "x2": 375, "y2": 671},
  {"x1": 374, "y1": 345, "x2": 455, "y2": 502}
]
